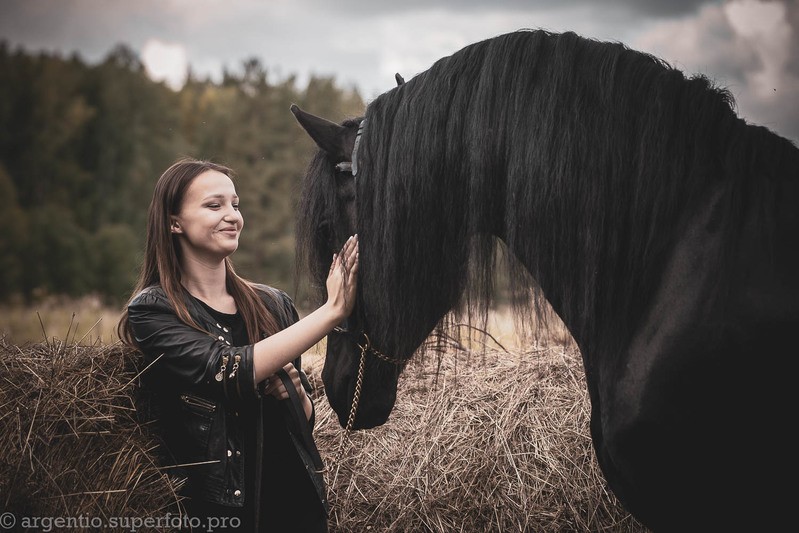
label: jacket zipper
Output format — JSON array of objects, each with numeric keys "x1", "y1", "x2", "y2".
[
  {"x1": 180, "y1": 393, "x2": 216, "y2": 412},
  {"x1": 215, "y1": 354, "x2": 228, "y2": 382},
  {"x1": 229, "y1": 353, "x2": 242, "y2": 400},
  {"x1": 216, "y1": 354, "x2": 229, "y2": 399}
]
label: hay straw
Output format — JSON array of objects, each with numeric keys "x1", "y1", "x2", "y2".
[
  {"x1": 312, "y1": 346, "x2": 650, "y2": 533},
  {"x1": 0, "y1": 336, "x2": 181, "y2": 529},
  {"x1": 1, "y1": 328, "x2": 650, "y2": 532}
]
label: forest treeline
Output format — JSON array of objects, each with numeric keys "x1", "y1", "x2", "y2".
[{"x1": 0, "y1": 42, "x2": 365, "y2": 306}]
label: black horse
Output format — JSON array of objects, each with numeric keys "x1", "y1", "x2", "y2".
[{"x1": 292, "y1": 30, "x2": 798, "y2": 532}]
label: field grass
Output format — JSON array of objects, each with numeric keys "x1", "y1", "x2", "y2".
[
  {"x1": 0, "y1": 295, "x2": 124, "y2": 345},
  {"x1": 2, "y1": 296, "x2": 577, "y2": 366}
]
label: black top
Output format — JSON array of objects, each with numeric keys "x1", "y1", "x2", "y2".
[{"x1": 191, "y1": 297, "x2": 326, "y2": 532}]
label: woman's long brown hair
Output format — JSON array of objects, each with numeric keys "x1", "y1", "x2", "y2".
[{"x1": 117, "y1": 157, "x2": 280, "y2": 345}]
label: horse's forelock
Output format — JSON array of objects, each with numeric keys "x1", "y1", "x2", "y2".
[{"x1": 295, "y1": 149, "x2": 338, "y2": 303}]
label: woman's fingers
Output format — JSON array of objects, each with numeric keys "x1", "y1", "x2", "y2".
[
  {"x1": 263, "y1": 364, "x2": 305, "y2": 400},
  {"x1": 324, "y1": 235, "x2": 359, "y2": 317},
  {"x1": 329, "y1": 236, "x2": 356, "y2": 284},
  {"x1": 350, "y1": 243, "x2": 360, "y2": 272},
  {"x1": 339, "y1": 235, "x2": 359, "y2": 275},
  {"x1": 340, "y1": 235, "x2": 357, "y2": 260}
]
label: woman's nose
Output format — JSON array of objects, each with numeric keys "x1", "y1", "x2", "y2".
[{"x1": 223, "y1": 206, "x2": 242, "y2": 221}]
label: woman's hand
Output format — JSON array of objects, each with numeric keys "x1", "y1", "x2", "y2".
[
  {"x1": 263, "y1": 363, "x2": 313, "y2": 420},
  {"x1": 325, "y1": 234, "x2": 359, "y2": 321},
  {"x1": 251, "y1": 235, "x2": 359, "y2": 384}
]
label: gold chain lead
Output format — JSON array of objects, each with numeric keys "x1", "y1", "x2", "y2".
[{"x1": 329, "y1": 333, "x2": 405, "y2": 491}]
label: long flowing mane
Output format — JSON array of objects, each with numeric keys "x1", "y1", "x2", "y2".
[
  {"x1": 376, "y1": 30, "x2": 794, "y2": 351},
  {"x1": 298, "y1": 29, "x2": 795, "y2": 355}
]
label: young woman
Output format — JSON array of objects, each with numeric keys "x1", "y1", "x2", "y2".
[{"x1": 118, "y1": 158, "x2": 358, "y2": 532}]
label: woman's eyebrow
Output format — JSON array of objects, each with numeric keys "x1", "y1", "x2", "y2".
[{"x1": 202, "y1": 193, "x2": 239, "y2": 201}]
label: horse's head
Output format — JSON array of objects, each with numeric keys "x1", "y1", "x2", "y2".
[
  {"x1": 291, "y1": 104, "x2": 359, "y2": 258},
  {"x1": 292, "y1": 104, "x2": 408, "y2": 429}
]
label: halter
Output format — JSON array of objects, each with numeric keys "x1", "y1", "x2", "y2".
[
  {"x1": 329, "y1": 323, "x2": 406, "y2": 489},
  {"x1": 332, "y1": 327, "x2": 406, "y2": 365},
  {"x1": 334, "y1": 119, "x2": 366, "y2": 177},
  {"x1": 331, "y1": 326, "x2": 407, "y2": 431},
  {"x1": 329, "y1": 117, "x2": 405, "y2": 429},
  {"x1": 325, "y1": 117, "x2": 406, "y2": 484}
]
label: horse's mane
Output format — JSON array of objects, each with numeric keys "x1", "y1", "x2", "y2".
[{"x1": 299, "y1": 29, "x2": 794, "y2": 356}]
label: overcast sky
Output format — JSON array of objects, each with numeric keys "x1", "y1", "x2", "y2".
[{"x1": 1, "y1": 0, "x2": 797, "y2": 143}]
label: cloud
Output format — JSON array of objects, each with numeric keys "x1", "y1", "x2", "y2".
[
  {"x1": 0, "y1": 0, "x2": 795, "y2": 142},
  {"x1": 141, "y1": 39, "x2": 188, "y2": 90},
  {"x1": 351, "y1": 4, "x2": 651, "y2": 99},
  {"x1": 724, "y1": 0, "x2": 799, "y2": 142},
  {"x1": 725, "y1": 0, "x2": 794, "y2": 96},
  {"x1": 608, "y1": 0, "x2": 711, "y2": 17},
  {"x1": 632, "y1": 0, "x2": 798, "y2": 143},
  {"x1": 306, "y1": 0, "x2": 710, "y2": 18},
  {"x1": 0, "y1": 0, "x2": 176, "y2": 62}
]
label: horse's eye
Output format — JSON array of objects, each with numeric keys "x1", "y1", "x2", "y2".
[
  {"x1": 317, "y1": 227, "x2": 329, "y2": 244},
  {"x1": 316, "y1": 221, "x2": 335, "y2": 248}
]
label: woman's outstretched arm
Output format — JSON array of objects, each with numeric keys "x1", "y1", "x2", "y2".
[{"x1": 252, "y1": 235, "x2": 358, "y2": 382}]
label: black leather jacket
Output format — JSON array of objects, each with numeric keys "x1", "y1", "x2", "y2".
[{"x1": 127, "y1": 283, "x2": 328, "y2": 520}]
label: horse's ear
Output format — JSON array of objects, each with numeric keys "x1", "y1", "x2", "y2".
[
  {"x1": 290, "y1": 104, "x2": 351, "y2": 162},
  {"x1": 395, "y1": 73, "x2": 405, "y2": 85}
]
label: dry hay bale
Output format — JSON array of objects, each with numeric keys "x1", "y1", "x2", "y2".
[
  {"x1": 311, "y1": 346, "x2": 650, "y2": 533},
  {"x1": 0, "y1": 336, "x2": 181, "y2": 531},
  {"x1": 0, "y1": 331, "x2": 650, "y2": 532}
]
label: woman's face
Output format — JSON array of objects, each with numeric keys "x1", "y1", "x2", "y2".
[{"x1": 172, "y1": 170, "x2": 244, "y2": 262}]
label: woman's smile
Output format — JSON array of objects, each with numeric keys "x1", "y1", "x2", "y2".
[{"x1": 217, "y1": 226, "x2": 239, "y2": 236}]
